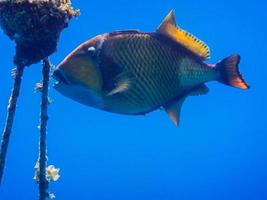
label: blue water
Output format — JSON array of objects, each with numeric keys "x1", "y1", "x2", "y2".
[{"x1": 0, "y1": 1, "x2": 266, "y2": 199}]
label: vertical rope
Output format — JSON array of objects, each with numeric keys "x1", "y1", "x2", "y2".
[
  {"x1": 0, "y1": 65, "x2": 25, "y2": 185},
  {"x1": 38, "y1": 58, "x2": 51, "y2": 200}
]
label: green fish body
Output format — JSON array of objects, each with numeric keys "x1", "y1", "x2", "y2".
[
  {"x1": 97, "y1": 31, "x2": 213, "y2": 114},
  {"x1": 54, "y1": 10, "x2": 249, "y2": 126}
]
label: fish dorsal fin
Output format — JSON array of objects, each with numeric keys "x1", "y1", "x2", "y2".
[
  {"x1": 157, "y1": 9, "x2": 177, "y2": 31},
  {"x1": 156, "y1": 10, "x2": 211, "y2": 60},
  {"x1": 163, "y1": 96, "x2": 186, "y2": 127},
  {"x1": 189, "y1": 84, "x2": 209, "y2": 96},
  {"x1": 110, "y1": 30, "x2": 140, "y2": 36}
]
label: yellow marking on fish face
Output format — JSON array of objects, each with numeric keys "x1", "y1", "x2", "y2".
[
  {"x1": 59, "y1": 54, "x2": 103, "y2": 94},
  {"x1": 56, "y1": 34, "x2": 108, "y2": 93}
]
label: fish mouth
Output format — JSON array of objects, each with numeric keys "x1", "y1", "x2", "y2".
[{"x1": 52, "y1": 68, "x2": 70, "y2": 85}]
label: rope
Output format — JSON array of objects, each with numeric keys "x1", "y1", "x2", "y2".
[
  {"x1": 38, "y1": 58, "x2": 51, "y2": 200},
  {"x1": 0, "y1": 65, "x2": 25, "y2": 185}
]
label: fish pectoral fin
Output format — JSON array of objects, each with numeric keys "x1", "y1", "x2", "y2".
[
  {"x1": 156, "y1": 10, "x2": 210, "y2": 60},
  {"x1": 107, "y1": 72, "x2": 134, "y2": 96},
  {"x1": 107, "y1": 79, "x2": 130, "y2": 96},
  {"x1": 189, "y1": 84, "x2": 209, "y2": 96},
  {"x1": 163, "y1": 96, "x2": 186, "y2": 127}
]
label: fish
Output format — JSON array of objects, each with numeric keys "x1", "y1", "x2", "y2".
[{"x1": 53, "y1": 10, "x2": 249, "y2": 126}]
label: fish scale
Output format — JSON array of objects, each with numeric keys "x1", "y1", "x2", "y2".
[
  {"x1": 100, "y1": 32, "x2": 192, "y2": 114},
  {"x1": 147, "y1": 42, "x2": 170, "y2": 101},
  {"x1": 120, "y1": 34, "x2": 164, "y2": 107}
]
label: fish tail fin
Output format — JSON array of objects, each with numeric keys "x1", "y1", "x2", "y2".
[{"x1": 216, "y1": 54, "x2": 249, "y2": 89}]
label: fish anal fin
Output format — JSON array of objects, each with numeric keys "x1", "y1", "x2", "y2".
[
  {"x1": 163, "y1": 97, "x2": 186, "y2": 127},
  {"x1": 157, "y1": 10, "x2": 211, "y2": 60},
  {"x1": 163, "y1": 84, "x2": 209, "y2": 126},
  {"x1": 190, "y1": 84, "x2": 209, "y2": 96}
]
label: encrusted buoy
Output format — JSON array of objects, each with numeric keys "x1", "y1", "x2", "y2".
[{"x1": 0, "y1": 0, "x2": 79, "y2": 66}]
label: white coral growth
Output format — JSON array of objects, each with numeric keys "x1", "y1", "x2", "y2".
[
  {"x1": 46, "y1": 165, "x2": 60, "y2": 182},
  {"x1": 34, "y1": 163, "x2": 60, "y2": 183},
  {"x1": 48, "y1": 193, "x2": 56, "y2": 199}
]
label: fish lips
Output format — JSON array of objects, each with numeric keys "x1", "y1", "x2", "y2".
[
  {"x1": 52, "y1": 67, "x2": 73, "y2": 96},
  {"x1": 53, "y1": 68, "x2": 69, "y2": 85}
]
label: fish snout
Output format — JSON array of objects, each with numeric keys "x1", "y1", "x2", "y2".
[{"x1": 52, "y1": 68, "x2": 70, "y2": 85}]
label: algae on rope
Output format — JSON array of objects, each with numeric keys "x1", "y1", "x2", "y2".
[{"x1": 0, "y1": 0, "x2": 79, "y2": 199}]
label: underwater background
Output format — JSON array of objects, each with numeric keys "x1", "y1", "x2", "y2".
[{"x1": 0, "y1": 0, "x2": 266, "y2": 199}]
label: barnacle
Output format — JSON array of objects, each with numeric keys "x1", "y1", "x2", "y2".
[
  {"x1": 35, "y1": 82, "x2": 44, "y2": 92},
  {"x1": 46, "y1": 165, "x2": 60, "y2": 182},
  {"x1": 48, "y1": 193, "x2": 56, "y2": 199},
  {"x1": 0, "y1": 0, "x2": 80, "y2": 66},
  {"x1": 34, "y1": 162, "x2": 60, "y2": 183}
]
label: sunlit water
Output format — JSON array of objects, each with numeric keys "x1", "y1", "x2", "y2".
[{"x1": 0, "y1": 1, "x2": 266, "y2": 199}]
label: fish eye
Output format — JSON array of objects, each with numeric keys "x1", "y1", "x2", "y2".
[
  {"x1": 88, "y1": 46, "x2": 96, "y2": 54},
  {"x1": 87, "y1": 46, "x2": 97, "y2": 58}
]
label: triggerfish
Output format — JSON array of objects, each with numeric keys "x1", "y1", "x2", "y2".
[{"x1": 53, "y1": 10, "x2": 249, "y2": 126}]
